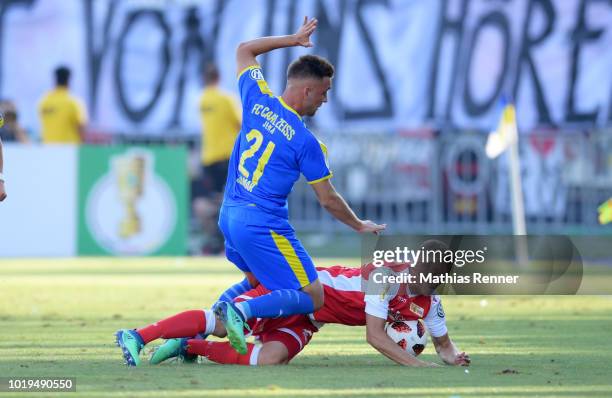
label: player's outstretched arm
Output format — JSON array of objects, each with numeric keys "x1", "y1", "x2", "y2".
[
  {"x1": 236, "y1": 16, "x2": 317, "y2": 75},
  {"x1": 310, "y1": 179, "x2": 386, "y2": 233},
  {"x1": 365, "y1": 314, "x2": 438, "y2": 367},
  {"x1": 431, "y1": 333, "x2": 471, "y2": 366}
]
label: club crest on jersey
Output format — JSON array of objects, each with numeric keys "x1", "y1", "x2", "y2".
[
  {"x1": 250, "y1": 68, "x2": 264, "y2": 81},
  {"x1": 387, "y1": 310, "x2": 406, "y2": 322},
  {"x1": 410, "y1": 302, "x2": 424, "y2": 317}
]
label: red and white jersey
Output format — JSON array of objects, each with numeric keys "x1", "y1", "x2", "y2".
[{"x1": 312, "y1": 264, "x2": 448, "y2": 337}]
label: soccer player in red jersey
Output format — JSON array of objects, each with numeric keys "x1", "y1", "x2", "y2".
[{"x1": 118, "y1": 242, "x2": 470, "y2": 367}]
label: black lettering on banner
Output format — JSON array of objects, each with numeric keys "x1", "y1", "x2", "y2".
[
  {"x1": 84, "y1": 0, "x2": 117, "y2": 118},
  {"x1": 566, "y1": 0, "x2": 609, "y2": 123},
  {"x1": 259, "y1": 0, "x2": 277, "y2": 70},
  {"x1": 114, "y1": 10, "x2": 171, "y2": 122},
  {"x1": 281, "y1": 0, "x2": 298, "y2": 79},
  {"x1": 0, "y1": 0, "x2": 36, "y2": 94},
  {"x1": 346, "y1": 0, "x2": 393, "y2": 119},
  {"x1": 463, "y1": 11, "x2": 510, "y2": 117},
  {"x1": 315, "y1": 0, "x2": 346, "y2": 117},
  {"x1": 513, "y1": 0, "x2": 555, "y2": 124},
  {"x1": 427, "y1": 0, "x2": 469, "y2": 120},
  {"x1": 170, "y1": 1, "x2": 226, "y2": 128},
  {"x1": 169, "y1": 7, "x2": 205, "y2": 128}
]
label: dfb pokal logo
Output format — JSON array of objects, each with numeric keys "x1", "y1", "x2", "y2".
[{"x1": 85, "y1": 149, "x2": 175, "y2": 255}]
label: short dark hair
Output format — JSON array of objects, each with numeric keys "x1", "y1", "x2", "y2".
[
  {"x1": 203, "y1": 63, "x2": 220, "y2": 84},
  {"x1": 287, "y1": 55, "x2": 334, "y2": 80},
  {"x1": 55, "y1": 66, "x2": 71, "y2": 86},
  {"x1": 420, "y1": 239, "x2": 454, "y2": 275}
]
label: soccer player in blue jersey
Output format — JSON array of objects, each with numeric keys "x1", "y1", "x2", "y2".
[
  {"x1": 115, "y1": 17, "x2": 386, "y2": 360},
  {"x1": 212, "y1": 16, "x2": 386, "y2": 354}
]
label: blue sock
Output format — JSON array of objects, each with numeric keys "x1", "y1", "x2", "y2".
[
  {"x1": 217, "y1": 278, "x2": 253, "y2": 304},
  {"x1": 236, "y1": 290, "x2": 314, "y2": 319}
]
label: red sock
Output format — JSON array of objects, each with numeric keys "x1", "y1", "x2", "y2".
[
  {"x1": 186, "y1": 340, "x2": 256, "y2": 365},
  {"x1": 136, "y1": 310, "x2": 206, "y2": 344}
]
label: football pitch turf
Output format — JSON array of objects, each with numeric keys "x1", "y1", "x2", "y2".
[{"x1": 1, "y1": 258, "x2": 611, "y2": 397}]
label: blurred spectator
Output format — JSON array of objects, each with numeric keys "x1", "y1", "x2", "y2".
[
  {"x1": 0, "y1": 100, "x2": 30, "y2": 143},
  {"x1": 0, "y1": 135, "x2": 5, "y2": 201},
  {"x1": 38, "y1": 66, "x2": 87, "y2": 144},
  {"x1": 193, "y1": 63, "x2": 241, "y2": 254}
]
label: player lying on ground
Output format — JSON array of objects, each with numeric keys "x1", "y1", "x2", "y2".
[{"x1": 116, "y1": 243, "x2": 470, "y2": 367}]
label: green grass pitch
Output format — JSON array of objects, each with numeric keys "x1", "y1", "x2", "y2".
[{"x1": 1, "y1": 258, "x2": 611, "y2": 397}]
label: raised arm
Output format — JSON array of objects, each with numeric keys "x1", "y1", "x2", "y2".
[
  {"x1": 310, "y1": 179, "x2": 386, "y2": 234},
  {"x1": 236, "y1": 17, "x2": 318, "y2": 75}
]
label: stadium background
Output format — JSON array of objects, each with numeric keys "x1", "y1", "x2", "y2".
[{"x1": 0, "y1": 1, "x2": 611, "y2": 397}]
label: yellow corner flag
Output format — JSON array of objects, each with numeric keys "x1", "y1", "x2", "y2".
[
  {"x1": 598, "y1": 198, "x2": 612, "y2": 225},
  {"x1": 486, "y1": 103, "x2": 517, "y2": 159}
]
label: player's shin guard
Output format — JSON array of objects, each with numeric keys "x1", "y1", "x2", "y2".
[
  {"x1": 136, "y1": 309, "x2": 216, "y2": 344},
  {"x1": 186, "y1": 340, "x2": 259, "y2": 365},
  {"x1": 216, "y1": 278, "x2": 253, "y2": 303},
  {"x1": 239, "y1": 289, "x2": 314, "y2": 319}
]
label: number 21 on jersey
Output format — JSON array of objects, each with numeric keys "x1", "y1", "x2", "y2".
[{"x1": 237, "y1": 129, "x2": 276, "y2": 192}]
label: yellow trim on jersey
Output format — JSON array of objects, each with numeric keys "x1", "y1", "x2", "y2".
[
  {"x1": 257, "y1": 80, "x2": 273, "y2": 97},
  {"x1": 277, "y1": 96, "x2": 302, "y2": 120},
  {"x1": 237, "y1": 64, "x2": 273, "y2": 96},
  {"x1": 307, "y1": 173, "x2": 333, "y2": 185},
  {"x1": 270, "y1": 230, "x2": 310, "y2": 287},
  {"x1": 237, "y1": 65, "x2": 259, "y2": 80}
]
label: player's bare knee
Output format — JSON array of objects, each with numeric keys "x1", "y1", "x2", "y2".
[
  {"x1": 311, "y1": 291, "x2": 324, "y2": 311},
  {"x1": 303, "y1": 280, "x2": 324, "y2": 311},
  {"x1": 257, "y1": 342, "x2": 288, "y2": 365}
]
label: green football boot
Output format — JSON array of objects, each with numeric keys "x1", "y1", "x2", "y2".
[
  {"x1": 213, "y1": 301, "x2": 248, "y2": 354},
  {"x1": 150, "y1": 338, "x2": 197, "y2": 364},
  {"x1": 115, "y1": 329, "x2": 144, "y2": 367}
]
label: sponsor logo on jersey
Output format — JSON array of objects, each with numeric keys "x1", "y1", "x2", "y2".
[
  {"x1": 250, "y1": 68, "x2": 264, "y2": 81},
  {"x1": 410, "y1": 302, "x2": 424, "y2": 317}
]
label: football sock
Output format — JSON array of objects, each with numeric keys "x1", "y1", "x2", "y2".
[
  {"x1": 235, "y1": 289, "x2": 314, "y2": 319},
  {"x1": 217, "y1": 278, "x2": 253, "y2": 303},
  {"x1": 136, "y1": 309, "x2": 215, "y2": 344},
  {"x1": 186, "y1": 340, "x2": 259, "y2": 365}
]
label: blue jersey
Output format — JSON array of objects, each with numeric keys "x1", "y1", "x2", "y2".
[{"x1": 222, "y1": 65, "x2": 332, "y2": 219}]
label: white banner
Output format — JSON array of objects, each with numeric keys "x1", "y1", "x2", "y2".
[
  {"x1": 0, "y1": 145, "x2": 78, "y2": 257},
  {"x1": 1, "y1": 0, "x2": 612, "y2": 136}
]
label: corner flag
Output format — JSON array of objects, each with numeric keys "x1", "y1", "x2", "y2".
[
  {"x1": 598, "y1": 198, "x2": 612, "y2": 225},
  {"x1": 486, "y1": 102, "x2": 517, "y2": 159}
]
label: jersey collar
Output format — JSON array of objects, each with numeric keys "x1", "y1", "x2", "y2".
[{"x1": 277, "y1": 96, "x2": 302, "y2": 121}]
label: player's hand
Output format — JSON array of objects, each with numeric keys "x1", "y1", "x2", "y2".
[
  {"x1": 294, "y1": 16, "x2": 317, "y2": 47},
  {"x1": 454, "y1": 352, "x2": 471, "y2": 366},
  {"x1": 0, "y1": 181, "x2": 6, "y2": 201},
  {"x1": 357, "y1": 220, "x2": 386, "y2": 235}
]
